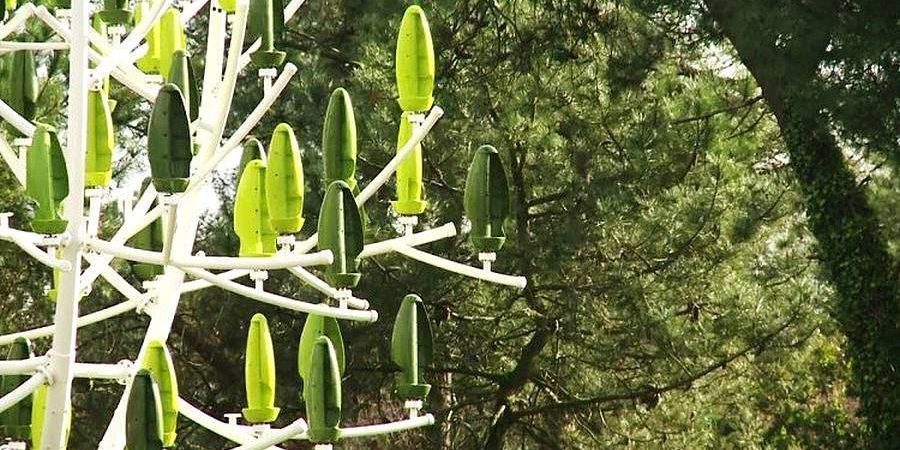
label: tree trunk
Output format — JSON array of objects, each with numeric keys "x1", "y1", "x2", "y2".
[{"x1": 704, "y1": 2, "x2": 900, "y2": 446}]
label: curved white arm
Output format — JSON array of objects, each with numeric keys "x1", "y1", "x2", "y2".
[
  {"x1": 88, "y1": 237, "x2": 334, "y2": 270},
  {"x1": 203, "y1": 0, "x2": 251, "y2": 156},
  {"x1": 0, "y1": 357, "x2": 48, "y2": 375},
  {"x1": 0, "y1": 41, "x2": 69, "y2": 51},
  {"x1": 0, "y1": 97, "x2": 37, "y2": 137},
  {"x1": 286, "y1": 266, "x2": 369, "y2": 309},
  {"x1": 32, "y1": 6, "x2": 158, "y2": 101},
  {"x1": 83, "y1": 253, "x2": 146, "y2": 301},
  {"x1": 85, "y1": 238, "x2": 166, "y2": 265},
  {"x1": 182, "y1": 267, "x2": 379, "y2": 322},
  {"x1": 178, "y1": 398, "x2": 287, "y2": 449},
  {"x1": 0, "y1": 225, "x2": 51, "y2": 244},
  {"x1": 284, "y1": 0, "x2": 307, "y2": 19},
  {"x1": 172, "y1": 249, "x2": 333, "y2": 270},
  {"x1": 197, "y1": 5, "x2": 227, "y2": 122},
  {"x1": 0, "y1": 299, "x2": 140, "y2": 346},
  {"x1": 73, "y1": 362, "x2": 131, "y2": 381},
  {"x1": 391, "y1": 244, "x2": 527, "y2": 289},
  {"x1": 80, "y1": 188, "x2": 160, "y2": 287},
  {"x1": 290, "y1": 414, "x2": 436, "y2": 440},
  {"x1": 357, "y1": 106, "x2": 444, "y2": 206},
  {"x1": 339, "y1": 414, "x2": 435, "y2": 439},
  {"x1": 0, "y1": 371, "x2": 47, "y2": 414},
  {"x1": 181, "y1": 269, "x2": 251, "y2": 293},
  {"x1": 181, "y1": 0, "x2": 211, "y2": 21},
  {"x1": 0, "y1": 234, "x2": 71, "y2": 271},
  {"x1": 0, "y1": 3, "x2": 35, "y2": 41},
  {"x1": 360, "y1": 222, "x2": 457, "y2": 258},
  {"x1": 230, "y1": 419, "x2": 309, "y2": 450}
]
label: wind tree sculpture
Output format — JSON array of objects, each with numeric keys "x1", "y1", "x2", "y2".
[{"x1": 0, "y1": 1, "x2": 525, "y2": 449}]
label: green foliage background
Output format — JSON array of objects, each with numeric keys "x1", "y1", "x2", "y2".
[{"x1": 1, "y1": 0, "x2": 896, "y2": 449}]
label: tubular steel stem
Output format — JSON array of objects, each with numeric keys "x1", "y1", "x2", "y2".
[
  {"x1": 359, "y1": 222, "x2": 457, "y2": 258},
  {"x1": 40, "y1": 0, "x2": 89, "y2": 446},
  {"x1": 86, "y1": 237, "x2": 333, "y2": 269},
  {"x1": 100, "y1": 5, "x2": 252, "y2": 446},
  {"x1": 0, "y1": 40, "x2": 69, "y2": 51},
  {"x1": 80, "y1": 195, "x2": 162, "y2": 288}
]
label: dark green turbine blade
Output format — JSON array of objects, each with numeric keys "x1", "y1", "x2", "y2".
[
  {"x1": 125, "y1": 369, "x2": 165, "y2": 450},
  {"x1": 391, "y1": 294, "x2": 434, "y2": 399},
  {"x1": 147, "y1": 83, "x2": 193, "y2": 193},
  {"x1": 464, "y1": 145, "x2": 510, "y2": 252}
]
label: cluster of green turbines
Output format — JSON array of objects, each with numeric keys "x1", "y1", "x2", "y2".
[{"x1": 0, "y1": 1, "x2": 515, "y2": 448}]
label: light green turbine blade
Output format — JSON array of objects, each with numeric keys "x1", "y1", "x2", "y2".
[{"x1": 243, "y1": 313, "x2": 281, "y2": 424}]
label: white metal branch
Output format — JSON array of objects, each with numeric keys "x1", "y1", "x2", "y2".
[
  {"x1": 0, "y1": 371, "x2": 47, "y2": 414},
  {"x1": 87, "y1": 237, "x2": 334, "y2": 270},
  {"x1": 41, "y1": 0, "x2": 90, "y2": 442},
  {"x1": 181, "y1": 0, "x2": 211, "y2": 22},
  {"x1": 359, "y1": 222, "x2": 457, "y2": 258},
  {"x1": 0, "y1": 232, "x2": 71, "y2": 271},
  {"x1": 124, "y1": 0, "x2": 212, "y2": 64},
  {"x1": 172, "y1": 249, "x2": 333, "y2": 270},
  {"x1": 229, "y1": 419, "x2": 309, "y2": 450},
  {"x1": 89, "y1": 0, "x2": 175, "y2": 85},
  {"x1": 178, "y1": 398, "x2": 287, "y2": 449},
  {"x1": 0, "y1": 357, "x2": 48, "y2": 375},
  {"x1": 181, "y1": 269, "x2": 251, "y2": 293},
  {"x1": 286, "y1": 266, "x2": 369, "y2": 309},
  {"x1": 289, "y1": 414, "x2": 436, "y2": 440},
  {"x1": 186, "y1": 63, "x2": 298, "y2": 195},
  {"x1": 0, "y1": 3, "x2": 35, "y2": 41},
  {"x1": 282, "y1": 223, "x2": 456, "y2": 310},
  {"x1": 293, "y1": 106, "x2": 446, "y2": 255},
  {"x1": 0, "y1": 97, "x2": 37, "y2": 137},
  {"x1": 0, "y1": 40, "x2": 68, "y2": 52},
  {"x1": 73, "y1": 362, "x2": 131, "y2": 381},
  {"x1": 0, "y1": 298, "x2": 140, "y2": 346},
  {"x1": 182, "y1": 267, "x2": 379, "y2": 322},
  {"x1": 83, "y1": 252, "x2": 148, "y2": 301},
  {"x1": 390, "y1": 244, "x2": 527, "y2": 289},
  {"x1": 32, "y1": 6, "x2": 159, "y2": 101},
  {"x1": 80, "y1": 190, "x2": 162, "y2": 288},
  {"x1": 197, "y1": 6, "x2": 227, "y2": 124}
]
